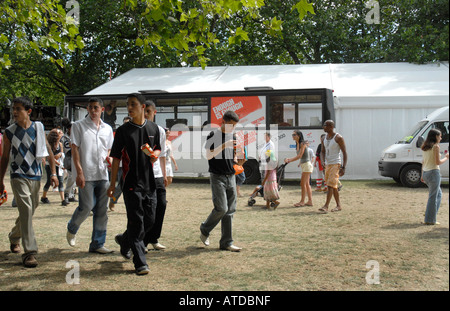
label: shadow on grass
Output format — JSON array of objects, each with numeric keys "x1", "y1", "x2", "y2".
[
  {"x1": 381, "y1": 222, "x2": 424, "y2": 230},
  {"x1": 381, "y1": 222, "x2": 449, "y2": 244},
  {"x1": 0, "y1": 247, "x2": 129, "y2": 277},
  {"x1": 416, "y1": 227, "x2": 449, "y2": 243}
]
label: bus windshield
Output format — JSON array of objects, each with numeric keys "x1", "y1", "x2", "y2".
[{"x1": 397, "y1": 121, "x2": 428, "y2": 144}]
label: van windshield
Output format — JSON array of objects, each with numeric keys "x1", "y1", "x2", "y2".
[{"x1": 397, "y1": 121, "x2": 428, "y2": 144}]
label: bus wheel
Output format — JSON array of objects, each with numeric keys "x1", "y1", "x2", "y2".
[
  {"x1": 243, "y1": 160, "x2": 261, "y2": 184},
  {"x1": 400, "y1": 164, "x2": 423, "y2": 188}
]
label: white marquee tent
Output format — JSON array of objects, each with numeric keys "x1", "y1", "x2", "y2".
[{"x1": 86, "y1": 62, "x2": 449, "y2": 179}]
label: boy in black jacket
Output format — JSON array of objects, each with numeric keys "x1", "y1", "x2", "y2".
[{"x1": 107, "y1": 93, "x2": 162, "y2": 275}]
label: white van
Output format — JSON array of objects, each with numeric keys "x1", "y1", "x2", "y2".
[{"x1": 378, "y1": 106, "x2": 449, "y2": 187}]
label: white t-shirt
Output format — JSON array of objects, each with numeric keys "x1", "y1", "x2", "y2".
[
  {"x1": 71, "y1": 117, "x2": 114, "y2": 181},
  {"x1": 259, "y1": 140, "x2": 275, "y2": 171},
  {"x1": 152, "y1": 125, "x2": 167, "y2": 178}
]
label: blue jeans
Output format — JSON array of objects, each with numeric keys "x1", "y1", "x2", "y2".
[
  {"x1": 422, "y1": 169, "x2": 442, "y2": 224},
  {"x1": 200, "y1": 173, "x2": 237, "y2": 249},
  {"x1": 67, "y1": 180, "x2": 110, "y2": 251},
  {"x1": 236, "y1": 172, "x2": 246, "y2": 186}
]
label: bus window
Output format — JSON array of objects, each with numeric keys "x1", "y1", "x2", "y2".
[
  {"x1": 298, "y1": 103, "x2": 322, "y2": 127},
  {"x1": 155, "y1": 106, "x2": 175, "y2": 129},
  {"x1": 155, "y1": 98, "x2": 208, "y2": 130},
  {"x1": 177, "y1": 105, "x2": 208, "y2": 130},
  {"x1": 269, "y1": 94, "x2": 323, "y2": 128},
  {"x1": 271, "y1": 103, "x2": 294, "y2": 127}
]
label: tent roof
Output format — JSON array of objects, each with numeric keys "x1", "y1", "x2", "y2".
[{"x1": 85, "y1": 62, "x2": 449, "y2": 98}]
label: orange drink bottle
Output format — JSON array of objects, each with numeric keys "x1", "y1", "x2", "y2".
[
  {"x1": 0, "y1": 190, "x2": 7, "y2": 206},
  {"x1": 141, "y1": 143, "x2": 158, "y2": 161}
]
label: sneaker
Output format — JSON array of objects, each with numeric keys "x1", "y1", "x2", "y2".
[
  {"x1": 23, "y1": 254, "x2": 38, "y2": 268},
  {"x1": 422, "y1": 222, "x2": 441, "y2": 225},
  {"x1": 151, "y1": 242, "x2": 166, "y2": 250},
  {"x1": 221, "y1": 245, "x2": 242, "y2": 252},
  {"x1": 66, "y1": 231, "x2": 76, "y2": 247},
  {"x1": 200, "y1": 232, "x2": 210, "y2": 246},
  {"x1": 40, "y1": 197, "x2": 50, "y2": 204},
  {"x1": 115, "y1": 234, "x2": 132, "y2": 259},
  {"x1": 61, "y1": 199, "x2": 69, "y2": 207},
  {"x1": 136, "y1": 265, "x2": 149, "y2": 275},
  {"x1": 89, "y1": 246, "x2": 114, "y2": 254}
]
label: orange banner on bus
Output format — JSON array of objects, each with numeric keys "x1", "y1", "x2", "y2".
[{"x1": 211, "y1": 96, "x2": 263, "y2": 125}]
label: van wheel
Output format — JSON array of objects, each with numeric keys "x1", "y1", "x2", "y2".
[
  {"x1": 400, "y1": 164, "x2": 423, "y2": 188},
  {"x1": 243, "y1": 160, "x2": 261, "y2": 184}
]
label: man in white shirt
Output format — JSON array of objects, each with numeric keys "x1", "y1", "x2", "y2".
[
  {"x1": 142, "y1": 100, "x2": 168, "y2": 250},
  {"x1": 66, "y1": 97, "x2": 114, "y2": 254}
]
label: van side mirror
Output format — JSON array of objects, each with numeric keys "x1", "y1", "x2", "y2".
[{"x1": 416, "y1": 136, "x2": 424, "y2": 148}]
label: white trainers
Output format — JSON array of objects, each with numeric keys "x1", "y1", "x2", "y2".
[
  {"x1": 222, "y1": 245, "x2": 242, "y2": 252},
  {"x1": 151, "y1": 243, "x2": 166, "y2": 250},
  {"x1": 89, "y1": 246, "x2": 114, "y2": 254},
  {"x1": 66, "y1": 231, "x2": 76, "y2": 247},
  {"x1": 200, "y1": 233, "x2": 210, "y2": 246}
]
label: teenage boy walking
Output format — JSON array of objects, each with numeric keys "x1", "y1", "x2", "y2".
[
  {"x1": 108, "y1": 93, "x2": 162, "y2": 275},
  {"x1": 200, "y1": 110, "x2": 242, "y2": 252},
  {"x1": 143, "y1": 100, "x2": 168, "y2": 251},
  {"x1": 0, "y1": 97, "x2": 59, "y2": 267},
  {"x1": 66, "y1": 97, "x2": 114, "y2": 254}
]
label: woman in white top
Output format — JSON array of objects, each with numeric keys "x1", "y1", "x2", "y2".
[{"x1": 420, "y1": 129, "x2": 449, "y2": 225}]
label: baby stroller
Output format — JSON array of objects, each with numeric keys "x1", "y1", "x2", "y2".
[{"x1": 247, "y1": 163, "x2": 287, "y2": 207}]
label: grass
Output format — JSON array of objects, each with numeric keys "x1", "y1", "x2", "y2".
[{"x1": 0, "y1": 176, "x2": 448, "y2": 291}]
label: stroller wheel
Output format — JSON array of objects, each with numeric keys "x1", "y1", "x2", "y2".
[{"x1": 248, "y1": 198, "x2": 256, "y2": 206}]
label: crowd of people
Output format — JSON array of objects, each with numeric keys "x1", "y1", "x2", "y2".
[{"x1": 0, "y1": 96, "x2": 447, "y2": 274}]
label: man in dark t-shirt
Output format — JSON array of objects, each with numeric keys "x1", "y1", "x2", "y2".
[
  {"x1": 107, "y1": 93, "x2": 161, "y2": 275},
  {"x1": 200, "y1": 110, "x2": 242, "y2": 252}
]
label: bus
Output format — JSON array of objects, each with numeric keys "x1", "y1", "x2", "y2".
[{"x1": 63, "y1": 88, "x2": 335, "y2": 184}]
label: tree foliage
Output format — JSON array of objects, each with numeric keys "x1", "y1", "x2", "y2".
[{"x1": 0, "y1": 0, "x2": 448, "y2": 107}]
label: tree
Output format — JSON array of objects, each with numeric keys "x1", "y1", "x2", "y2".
[
  {"x1": 0, "y1": 0, "x2": 84, "y2": 72},
  {"x1": 203, "y1": 0, "x2": 449, "y2": 65},
  {"x1": 0, "y1": 0, "x2": 315, "y2": 105},
  {"x1": 1, "y1": 0, "x2": 448, "y2": 107}
]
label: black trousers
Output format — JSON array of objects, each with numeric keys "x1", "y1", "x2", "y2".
[
  {"x1": 144, "y1": 177, "x2": 167, "y2": 245},
  {"x1": 122, "y1": 189, "x2": 157, "y2": 269}
]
